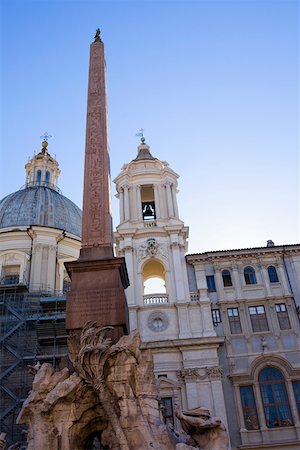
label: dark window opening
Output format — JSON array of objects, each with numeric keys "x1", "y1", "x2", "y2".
[
  {"x1": 240, "y1": 386, "x2": 259, "y2": 430},
  {"x1": 249, "y1": 306, "x2": 269, "y2": 332},
  {"x1": 206, "y1": 275, "x2": 216, "y2": 292},
  {"x1": 244, "y1": 266, "x2": 257, "y2": 285},
  {"x1": 275, "y1": 304, "x2": 291, "y2": 330},
  {"x1": 212, "y1": 309, "x2": 221, "y2": 325},
  {"x1": 160, "y1": 397, "x2": 174, "y2": 427},
  {"x1": 222, "y1": 270, "x2": 232, "y2": 287},
  {"x1": 268, "y1": 265, "x2": 279, "y2": 283},
  {"x1": 292, "y1": 381, "x2": 300, "y2": 418},
  {"x1": 45, "y1": 171, "x2": 50, "y2": 186},
  {"x1": 36, "y1": 169, "x2": 42, "y2": 184},
  {"x1": 259, "y1": 367, "x2": 293, "y2": 428},
  {"x1": 141, "y1": 185, "x2": 156, "y2": 221},
  {"x1": 142, "y1": 202, "x2": 156, "y2": 221},
  {"x1": 227, "y1": 307, "x2": 242, "y2": 334}
]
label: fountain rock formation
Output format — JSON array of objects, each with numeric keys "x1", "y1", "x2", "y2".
[{"x1": 17, "y1": 323, "x2": 194, "y2": 449}]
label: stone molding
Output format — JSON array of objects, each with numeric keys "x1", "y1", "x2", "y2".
[{"x1": 176, "y1": 366, "x2": 223, "y2": 382}]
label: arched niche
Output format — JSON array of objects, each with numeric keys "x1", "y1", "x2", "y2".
[{"x1": 142, "y1": 259, "x2": 166, "y2": 294}]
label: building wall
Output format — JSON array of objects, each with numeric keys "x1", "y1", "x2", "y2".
[{"x1": 187, "y1": 246, "x2": 300, "y2": 449}]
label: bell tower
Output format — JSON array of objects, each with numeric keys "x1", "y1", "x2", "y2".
[{"x1": 114, "y1": 137, "x2": 213, "y2": 341}]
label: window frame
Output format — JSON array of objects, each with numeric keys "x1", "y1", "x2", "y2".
[
  {"x1": 211, "y1": 309, "x2": 221, "y2": 326},
  {"x1": 222, "y1": 269, "x2": 233, "y2": 287},
  {"x1": 206, "y1": 275, "x2": 216, "y2": 293},
  {"x1": 249, "y1": 305, "x2": 269, "y2": 332},
  {"x1": 259, "y1": 367, "x2": 293, "y2": 428},
  {"x1": 227, "y1": 307, "x2": 242, "y2": 334},
  {"x1": 244, "y1": 266, "x2": 257, "y2": 285},
  {"x1": 240, "y1": 385, "x2": 260, "y2": 430},
  {"x1": 275, "y1": 303, "x2": 291, "y2": 330},
  {"x1": 268, "y1": 265, "x2": 279, "y2": 283}
]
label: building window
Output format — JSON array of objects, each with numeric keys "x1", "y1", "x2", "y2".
[
  {"x1": 240, "y1": 386, "x2": 259, "y2": 430},
  {"x1": 1, "y1": 265, "x2": 20, "y2": 285},
  {"x1": 36, "y1": 170, "x2": 42, "y2": 184},
  {"x1": 227, "y1": 308, "x2": 242, "y2": 334},
  {"x1": 244, "y1": 266, "x2": 257, "y2": 285},
  {"x1": 259, "y1": 367, "x2": 293, "y2": 428},
  {"x1": 141, "y1": 185, "x2": 156, "y2": 221},
  {"x1": 206, "y1": 275, "x2": 216, "y2": 292},
  {"x1": 160, "y1": 397, "x2": 174, "y2": 426},
  {"x1": 275, "y1": 304, "x2": 291, "y2": 330},
  {"x1": 222, "y1": 270, "x2": 232, "y2": 287},
  {"x1": 268, "y1": 265, "x2": 279, "y2": 283},
  {"x1": 45, "y1": 171, "x2": 50, "y2": 186},
  {"x1": 212, "y1": 309, "x2": 221, "y2": 326},
  {"x1": 292, "y1": 381, "x2": 300, "y2": 418},
  {"x1": 249, "y1": 306, "x2": 269, "y2": 332}
]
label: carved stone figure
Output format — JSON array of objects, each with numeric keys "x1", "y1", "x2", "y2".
[
  {"x1": 17, "y1": 322, "x2": 229, "y2": 449},
  {"x1": 175, "y1": 405, "x2": 229, "y2": 450},
  {"x1": 17, "y1": 323, "x2": 177, "y2": 449}
]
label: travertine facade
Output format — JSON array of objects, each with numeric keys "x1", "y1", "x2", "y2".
[
  {"x1": 113, "y1": 140, "x2": 228, "y2": 437},
  {"x1": 187, "y1": 246, "x2": 300, "y2": 449}
]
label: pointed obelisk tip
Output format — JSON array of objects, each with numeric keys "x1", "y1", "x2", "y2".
[{"x1": 94, "y1": 28, "x2": 102, "y2": 42}]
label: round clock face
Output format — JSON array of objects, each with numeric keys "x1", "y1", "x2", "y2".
[{"x1": 147, "y1": 311, "x2": 169, "y2": 332}]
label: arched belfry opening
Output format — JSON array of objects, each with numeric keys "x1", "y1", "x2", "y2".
[
  {"x1": 141, "y1": 185, "x2": 156, "y2": 221},
  {"x1": 143, "y1": 259, "x2": 166, "y2": 294}
]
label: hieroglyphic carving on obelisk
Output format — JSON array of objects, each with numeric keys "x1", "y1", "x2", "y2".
[
  {"x1": 81, "y1": 30, "x2": 113, "y2": 257},
  {"x1": 65, "y1": 30, "x2": 129, "y2": 342}
]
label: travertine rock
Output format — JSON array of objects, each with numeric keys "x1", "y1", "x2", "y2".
[{"x1": 17, "y1": 326, "x2": 180, "y2": 449}]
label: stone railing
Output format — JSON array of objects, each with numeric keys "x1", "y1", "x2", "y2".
[
  {"x1": 190, "y1": 292, "x2": 200, "y2": 302},
  {"x1": 143, "y1": 293, "x2": 169, "y2": 305}
]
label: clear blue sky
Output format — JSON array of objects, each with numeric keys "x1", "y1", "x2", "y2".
[{"x1": 1, "y1": 0, "x2": 298, "y2": 253}]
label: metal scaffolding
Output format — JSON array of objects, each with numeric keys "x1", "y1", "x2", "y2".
[{"x1": 0, "y1": 283, "x2": 68, "y2": 446}]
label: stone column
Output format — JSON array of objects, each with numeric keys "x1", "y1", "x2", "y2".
[
  {"x1": 176, "y1": 304, "x2": 192, "y2": 338},
  {"x1": 194, "y1": 264, "x2": 209, "y2": 301},
  {"x1": 171, "y1": 184, "x2": 179, "y2": 218},
  {"x1": 46, "y1": 244, "x2": 57, "y2": 292},
  {"x1": 159, "y1": 185, "x2": 167, "y2": 218},
  {"x1": 30, "y1": 242, "x2": 42, "y2": 291},
  {"x1": 170, "y1": 241, "x2": 185, "y2": 301},
  {"x1": 232, "y1": 263, "x2": 243, "y2": 299},
  {"x1": 260, "y1": 262, "x2": 272, "y2": 297},
  {"x1": 214, "y1": 264, "x2": 225, "y2": 300},
  {"x1": 154, "y1": 184, "x2": 161, "y2": 219},
  {"x1": 277, "y1": 261, "x2": 291, "y2": 295},
  {"x1": 124, "y1": 185, "x2": 130, "y2": 221},
  {"x1": 119, "y1": 188, "x2": 124, "y2": 223},
  {"x1": 165, "y1": 182, "x2": 174, "y2": 218},
  {"x1": 253, "y1": 382, "x2": 267, "y2": 429},
  {"x1": 136, "y1": 185, "x2": 143, "y2": 220}
]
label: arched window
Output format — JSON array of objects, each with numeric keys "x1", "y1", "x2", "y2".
[
  {"x1": 36, "y1": 170, "x2": 42, "y2": 184},
  {"x1": 142, "y1": 259, "x2": 167, "y2": 305},
  {"x1": 222, "y1": 269, "x2": 232, "y2": 287},
  {"x1": 244, "y1": 266, "x2": 257, "y2": 285},
  {"x1": 259, "y1": 367, "x2": 293, "y2": 428},
  {"x1": 45, "y1": 171, "x2": 50, "y2": 186},
  {"x1": 268, "y1": 265, "x2": 279, "y2": 283}
]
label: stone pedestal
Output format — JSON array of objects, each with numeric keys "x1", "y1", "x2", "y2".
[{"x1": 66, "y1": 256, "x2": 129, "y2": 342}]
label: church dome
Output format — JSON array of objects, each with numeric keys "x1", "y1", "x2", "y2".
[
  {"x1": 0, "y1": 138, "x2": 82, "y2": 237},
  {"x1": 0, "y1": 186, "x2": 82, "y2": 237}
]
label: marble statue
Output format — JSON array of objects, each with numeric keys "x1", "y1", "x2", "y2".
[{"x1": 175, "y1": 405, "x2": 229, "y2": 450}]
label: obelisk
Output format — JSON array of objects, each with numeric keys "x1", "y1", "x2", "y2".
[{"x1": 65, "y1": 30, "x2": 129, "y2": 342}]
